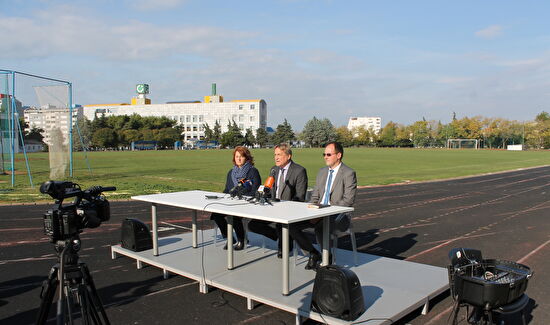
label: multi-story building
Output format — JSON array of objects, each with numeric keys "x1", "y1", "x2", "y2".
[
  {"x1": 347, "y1": 116, "x2": 382, "y2": 135},
  {"x1": 82, "y1": 84, "x2": 267, "y2": 141},
  {"x1": 23, "y1": 105, "x2": 82, "y2": 146}
]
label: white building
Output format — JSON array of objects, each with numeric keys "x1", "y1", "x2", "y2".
[
  {"x1": 347, "y1": 116, "x2": 382, "y2": 135},
  {"x1": 82, "y1": 84, "x2": 267, "y2": 142},
  {"x1": 24, "y1": 105, "x2": 82, "y2": 146}
]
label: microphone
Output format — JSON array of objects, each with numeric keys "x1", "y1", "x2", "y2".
[
  {"x1": 240, "y1": 179, "x2": 253, "y2": 194},
  {"x1": 230, "y1": 178, "x2": 252, "y2": 199},
  {"x1": 254, "y1": 168, "x2": 277, "y2": 204}
]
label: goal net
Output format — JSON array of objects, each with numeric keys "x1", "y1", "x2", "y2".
[{"x1": 447, "y1": 138, "x2": 479, "y2": 149}]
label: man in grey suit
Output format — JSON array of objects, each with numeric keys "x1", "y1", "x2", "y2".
[
  {"x1": 248, "y1": 143, "x2": 308, "y2": 258},
  {"x1": 289, "y1": 141, "x2": 357, "y2": 270}
]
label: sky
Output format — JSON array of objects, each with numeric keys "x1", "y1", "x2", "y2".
[{"x1": 2, "y1": 0, "x2": 550, "y2": 130}]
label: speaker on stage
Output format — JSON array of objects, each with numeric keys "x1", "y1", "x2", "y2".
[
  {"x1": 311, "y1": 265, "x2": 365, "y2": 321},
  {"x1": 121, "y1": 218, "x2": 153, "y2": 252}
]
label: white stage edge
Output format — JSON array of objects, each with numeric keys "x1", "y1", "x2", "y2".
[{"x1": 111, "y1": 230, "x2": 449, "y2": 325}]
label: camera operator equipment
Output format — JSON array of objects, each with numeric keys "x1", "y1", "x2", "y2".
[{"x1": 36, "y1": 180, "x2": 115, "y2": 325}]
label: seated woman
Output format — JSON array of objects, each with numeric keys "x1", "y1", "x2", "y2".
[{"x1": 211, "y1": 146, "x2": 261, "y2": 250}]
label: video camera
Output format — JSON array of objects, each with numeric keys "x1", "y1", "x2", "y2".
[{"x1": 40, "y1": 180, "x2": 116, "y2": 243}]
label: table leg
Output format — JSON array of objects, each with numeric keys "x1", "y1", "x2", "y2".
[
  {"x1": 192, "y1": 210, "x2": 197, "y2": 248},
  {"x1": 152, "y1": 203, "x2": 159, "y2": 256},
  {"x1": 321, "y1": 216, "x2": 330, "y2": 266},
  {"x1": 282, "y1": 224, "x2": 290, "y2": 295},
  {"x1": 227, "y1": 216, "x2": 234, "y2": 270}
]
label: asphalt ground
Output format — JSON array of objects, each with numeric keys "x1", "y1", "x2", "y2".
[{"x1": 1, "y1": 165, "x2": 549, "y2": 325}]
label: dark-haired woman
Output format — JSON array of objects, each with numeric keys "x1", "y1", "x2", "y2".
[{"x1": 211, "y1": 146, "x2": 261, "y2": 250}]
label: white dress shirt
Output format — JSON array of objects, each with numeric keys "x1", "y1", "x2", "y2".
[{"x1": 276, "y1": 161, "x2": 291, "y2": 199}]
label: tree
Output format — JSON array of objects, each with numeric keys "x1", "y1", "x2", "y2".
[
  {"x1": 140, "y1": 116, "x2": 175, "y2": 129},
  {"x1": 220, "y1": 120, "x2": 244, "y2": 148},
  {"x1": 73, "y1": 117, "x2": 92, "y2": 150},
  {"x1": 107, "y1": 115, "x2": 130, "y2": 130},
  {"x1": 352, "y1": 126, "x2": 371, "y2": 146},
  {"x1": 92, "y1": 113, "x2": 108, "y2": 131},
  {"x1": 140, "y1": 129, "x2": 155, "y2": 141},
  {"x1": 244, "y1": 128, "x2": 256, "y2": 147},
  {"x1": 301, "y1": 117, "x2": 336, "y2": 147},
  {"x1": 25, "y1": 126, "x2": 45, "y2": 143},
  {"x1": 335, "y1": 126, "x2": 353, "y2": 147},
  {"x1": 121, "y1": 129, "x2": 142, "y2": 145},
  {"x1": 156, "y1": 127, "x2": 181, "y2": 147},
  {"x1": 271, "y1": 119, "x2": 295, "y2": 145},
  {"x1": 203, "y1": 122, "x2": 214, "y2": 142},
  {"x1": 410, "y1": 120, "x2": 430, "y2": 147},
  {"x1": 255, "y1": 127, "x2": 270, "y2": 148},
  {"x1": 378, "y1": 121, "x2": 398, "y2": 147},
  {"x1": 127, "y1": 114, "x2": 144, "y2": 130},
  {"x1": 213, "y1": 120, "x2": 222, "y2": 142},
  {"x1": 92, "y1": 128, "x2": 117, "y2": 148},
  {"x1": 395, "y1": 124, "x2": 413, "y2": 147},
  {"x1": 529, "y1": 111, "x2": 550, "y2": 149}
]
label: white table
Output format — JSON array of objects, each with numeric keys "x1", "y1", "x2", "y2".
[{"x1": 132, "y1": 190, "x2": 353, "y2": 295}]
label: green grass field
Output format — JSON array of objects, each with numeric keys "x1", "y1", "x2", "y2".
[{"x1": 1, "y1": 148, "x2": 548, "y2": 203}]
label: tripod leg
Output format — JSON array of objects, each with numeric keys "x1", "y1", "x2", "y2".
[
  {"x1": 76, "y1": 284, "x2": 91, "y2": 325},
  {"x1": 83, "y1": 287, "x2": 103, "y2": 325},
  {"x1": 64, "y1": 285, "x2": 74, "y2": 325},
  {"x1": 81, "y1": 263, "x2": 110, "y2": 325},
  {"x1": 36, "y1": 266, "x2": 59, "y2": 325}
]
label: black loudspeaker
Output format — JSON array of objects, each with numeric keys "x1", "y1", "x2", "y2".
[
  {"x1": 121, "y1": 218, "x2": 153, "y2": 252},
  {"x1": 311, "y1": 265, "x2": 365, "y2": 321}
]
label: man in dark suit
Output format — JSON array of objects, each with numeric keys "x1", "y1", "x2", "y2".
[
  {"x1": 289, "y1": 141, "x2": 357, "y2": 270},
  {"x1": 248, "y1": 143, "x2": 308, "y2": 258}
]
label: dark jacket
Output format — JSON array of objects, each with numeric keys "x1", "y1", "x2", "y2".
[
  {"x1": 272, "y1": 161, "x2": 308, "y2": 202},
  {"x1": 223, "y1": 166, "x2": 261, "y2": 196}
]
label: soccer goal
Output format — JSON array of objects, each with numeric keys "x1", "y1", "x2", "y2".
[{"x1": 446, "y1": 138, "x2": 479, "y2": 149}]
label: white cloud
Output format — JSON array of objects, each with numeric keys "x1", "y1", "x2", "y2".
[
  {"x1": 475, "y1": 25, "x2": 503, "y2": 39},
  {"x1": 0, "y1": 9, "x2": 255, "y2": 61}
]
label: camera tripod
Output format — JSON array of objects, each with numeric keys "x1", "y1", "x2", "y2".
[{"x1": 36, "y1": 235, "x2": 110, "y2": 325}]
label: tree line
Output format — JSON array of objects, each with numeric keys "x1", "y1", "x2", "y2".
[
  {"x1": 23, "y1": 110, "x2": 550, "y2": 150},
  {"x1": 256, "y1": 112, "x2": 549, "y2": 149}
]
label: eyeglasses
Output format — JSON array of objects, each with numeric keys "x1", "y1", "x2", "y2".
[{"x1": 322, "y1": 153, "x2": 334, "y2": 157}]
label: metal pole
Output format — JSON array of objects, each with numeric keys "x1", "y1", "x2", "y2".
[
  {"x1": 227, "y1": 216, "x2": 234, "y2": 269},
  {"x1": 192, "y1": 210, "x2": 197, "y2": 248},
  {"x1": 10, "y1": 72, "x2": 15, "y2": 186},
  {"x1": 152, "y1": 203, "x2": 159, "y2": 256},
  {"x1": 15, "y1": 111, "x2": 33, "y2": 187},
  {"x1": 282, "y1": 224, "x2": 289, "y2": 295},
  {"x1": 0, "y1": 73, "x2": 8, "y2": 175},
  {"x1": 68, "y1": 83, "x2": 73, "y2": 177},
  {"x1": 0, "y1": 69, "x2": 70, "y2": 85},
  {"x1": 322, "y1": 216, "x2": 330, "y2": 265}
]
